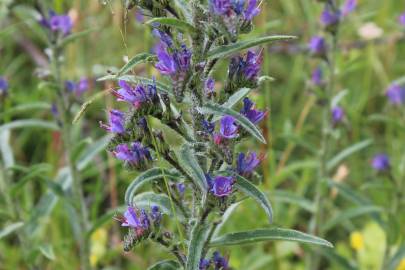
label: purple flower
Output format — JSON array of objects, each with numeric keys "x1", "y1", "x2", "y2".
[
  {"x1": 176, "y1": 183, "x2": 186, "y2": 196},
  {"x1": 174, "y1": 44, "x2": 192, "y2": 71},
  {"x1": 209, "y1": 176, "x2": 234, "y2": 197},
  {"x1": 114, "y1": 142, "x2": 152, "y2": 166},
  {"x1": 243, "y1": 0, "x2": 260, "y2": 20},
  {"x1": 309, "y1": 36, "x2": 327, "y2": 56},
  {"x1": 400, "y1": 13, "x2": 405, "y2": 26},
  {"x1": 152, "y1": 29, "x2": 174, "y2": 48},
  {"x1": 237, "y1": 152, "x2": 262, "y2": 176},
  {"x1": 311, "y1": 67, "x2": 323, "y2": 86},
  {"x1": 199, "y1": 258, "x2": 211, "y2": 270},
  {"x1": 122, "y1": 206, "x2": 143, "y2": 228},
  {"x1": 150, "y1": 205, "x2": 162, "y2": 225},
  {"x1": 210, "y1": 0, "x2": 232, "y2": 15},
  {"x1": 240, "y1": 97, "x2": 266, "y2": 124},
  {"x1": 219, "y1": 115, "x2": 238, "y2": 139},
  {"x1": 205, "y1": 77, "x2": 215, "y2": 96},
  {"x1": 212, "y1": 251, "x2": 229, "y2": 270},
  {"x1": 76, "y1": 77, "x2": 89, "y2": 95},
  {"x1": 0, "y1": 77, "x2": 8, "y2": 96},
  {"x1": 342, "y1": 0, "x2": 357, "y2": 16},
  {"x1": 386, "y1": 83, "x2": 405, "y2": 105},
  {"x1": 65, "y1": 80, "x2": 76, "y2": 92},
  {"x1": 331, "y1": 106, "x2": 345, "y2": 124},
  {"x1": 40, "y1": 11, "x2": 73, "y2": 36},
  {"x1": 232, "y1": 0, "x2": 245, "y2": 15},
  {"x1": 100, "y1": 110, "x2": 126, "y2": 134},
  {"x1": 51, "y1": 103, "x2": 59, "y2": 117},
  {"x1": 115, "y1": 80, "x2": 156, "y2": 108},
  {"x1": 203, "y1": 120, "x2": 215, "y2": 134},
  {"x1": 320, "y1": 7, "x2": 340, "y2": 27},
  {"x1": 243, "y1": 50, "x2": 262, "y2": 80},
  {"x1": 155, "y1": 43, "x2": 177, "y2": 75},
  {"x1": 371, "y1": 154, "x2": 390, "y2": 172}
]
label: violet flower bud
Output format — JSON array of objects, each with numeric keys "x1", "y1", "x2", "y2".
[
  {"x1": 243, "y1": 0, "x2": 260, "y2": 21},
  {"x1": 199, "y1": 258, "x2": 211, "y2": 270},
  {"x1": 155, "y1": 43, "x2": 177, "y2": 75},
  {"x1": 311, "y1": 67, "x2": 323, "y2": 86},
  {"x1": 386, "y1": 83, "x2": 405, "y2": 105},
  {"x1": 320, "y1": 6, "x2": 341, "y2": 28},
  {"x1": 212, "y1": 251, "x2": 230, "y2": 270},
  {"x1": 205, "y1": 77, "x2": 215, "y2": 97},
  {"x1": 114, "y1": 142, "x2": 152, "y2": 167},
  {"x1": 341, "y1": 0, "x2": 357, "y2": 17},
  {"x1": 237, "y1": 152, "x2": 262, "y2": 176},
  {"x1": 240, "y1": 97, "x2": 266, "y2": 125},
  {"x1": 100, "y1": 110, "x2": 126, "y2": 134},
  {"x1": 309, "y1": 36, "x2": 327, "y2": 57},
  {"x1": 331, "y1": 106, "x2": 345, "y2": 124},
  {"x1": 371, "y1": 154, "x2": 390, "y2": 172},
  {"x1": 150, "y1": 205, "x2": 162, "y2": 225},
  {"x1": 40, "y1": 11, "x2": 73, "y2": 36},
  {"x1": 210, "y1": 0, "x2": 232, "y2": 15}
]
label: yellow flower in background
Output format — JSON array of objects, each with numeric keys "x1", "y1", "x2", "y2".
[
  {"x1": 396, "y1": 258, "x2": 405, "y2": 270},
  {"x1": 90, "y1": 228, "x2": 108, "y2": 267},
  {"x1": 350, "y1": 231, "x2": 364, "y2": 251}
]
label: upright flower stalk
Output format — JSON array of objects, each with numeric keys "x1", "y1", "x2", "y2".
[
  {"x1": 97, "y1": 0, "x2": 332, "y2": 269},
  {"x1": 38, "y1": 8, "x2": 91, "y2": 269},
  {"x1": 307, "y1": 0, "x2": 356, "y2": 269}
]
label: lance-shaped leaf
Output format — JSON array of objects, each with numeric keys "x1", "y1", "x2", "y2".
[
  {"x1": 321, "y1": 206, "x2": 383, "y2": 233},
  {"x1": 327, "y1": 139, "x2": 372, "y2": 171},
  {"x1": 0, "y1": 222, "x2": 24, "y2": 239},
  {"x1": 60, "y1": 28, "x2": 98, "y2": 47},
  {"x1": 177, "y1": 144, "x2": 208, "y2": 192},
  {"x1": 271, "y1": 190, "x2": 315, "y2": 213},
  {"x1": 146, "y1": 17, "x2": 196, "y2": 34},
  {"x1": 131, "y1": 192, "x2": 185, "y2": 221},
  {"x1": 0, "y1": 119, "x2": 59, "y2": 133},
  {"x1": 234, "y1": 174, "x2": 273, "y2": 223},
  {"x1": 212, "y1": 88, "x2": 251, "y2": 122},
  {"x1": 125, "y1": 168, "x2": 182, "y2": 204},
  {"x1": 186, "y1": 223, "x2": 211, "y2": 270},
  {"x1": 148, "y1": 259, "x2": 181, "y2": 270},
  {"x1": 318, "y1": 249, "x2": 357, "y2": 270},
  {"x1": 199, "y1": 103, "x2": 266, "y2": 144},
  {"x1": 207, "y1": 35, "x2": 297, "y2": 59},
  {"x1": 0, "y1": 102, "x2": 51, "y2": 118},
  {"x1": 117, "y1": 53, "x2": 157, "y2": 76},
  {"x1": 209, "y1": 228, "x2": 333, "y2": 248},
  {"x1": 76, "y1": 135, "x2": 111, "y2": 170},
  {"x1": 213, "y1": 202, "x2": 241, "y2": 237},
  {"x1": 97, "y1": 74, "x2": 173, "y2": 95}
]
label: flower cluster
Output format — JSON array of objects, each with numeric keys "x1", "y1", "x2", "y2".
[
  {"x1": 115, "y1": 80, "x2": 159, "y2": 109},
  {"x1": 228, "y1": 50, "x2": 263, "y2": 90},
  {"x1": 39, "y1": 10, "x2": 73, "y2": 36},
  {"x1": 114, "y1": 142, "x2": 152, "y2": 169}
]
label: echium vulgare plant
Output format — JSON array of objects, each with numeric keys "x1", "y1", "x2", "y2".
[{"x1": 99, "y1": 0, "x2": 333, "y2": 269}]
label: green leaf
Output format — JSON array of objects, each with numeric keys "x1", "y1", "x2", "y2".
[
  {"x1": 117, "y1": 53, "x2": 157, "y2": 76},
  {"x1": 0, "y1": 102, "x2": 51, "y2": 118},
  {"x1": 0, "y1": 222, "x2": 24, "y2": 239},
  {"x1": 148, "y1": 260, "x2": 181, "y2": 270},
  {"x1": 173, "y1": 0, "x2": 192, "y2": 22},
  {"x1": 39, "y1": 244, "x2": 56, "y2": 260},
  {"x1": 210, "y1": 228, "x2": 333, "y2": 248},
  {"x1": 0, "y1": 130, "x2": 14, "y2": 168},
  {"x1": 271, "y1": 190, "x2": 315, "y2": 213},
  {"x1": 76, "y1": 135, "x2": 111, "y2": 170},
  {"x1": 199, "y1": 103, "x2": 266, "y2": 144},
  {"x1": 318, "y1": 249, "x2": 357, "y2": 270},
  {"x1": 97, "y1": 74, "x2": 173, "y2": 95},
  {"x1": 177, "y1": 144, "x2": 208, "y2": 192},
  {"x1": 125, "y1": 168, "x2": 181, "y2": 204},
  {"x1": 131, "y1": 192, "x2": 185, "y2": 221},
  {"x1": 186, "y1": 223, "x2": 211, "y2": 270},
  {"x1": 388, "y1": 245, "x2": 405, "y2": 270},
  {"x1": 321, "y1": 206, "x2": 383, "y2": 232},
  {"x1": 212, "y1": 88, "x2": 251, "y2": 122},
  {"x1": 213, "y1": 202, "x2": 241, "y2": 237},
  {"x1": 234, "y1": 174, "x2": 273, "y2": 223},
  {"x1": 60, "y1": 28, "x2": 97, "y2": 47},
  {"x1": 327, "y1": 139, "x2": 372, "y2": 171},
  {"x1": 0, "y1": 119, "x2": 59, "y2": 133},
  {"x1": 207, "y1": 35, "x2": 297, "y2": 59},
  {"x1": 145, "y1": 17, "x2": 196, "y2": 33},
  {"x1": 10, "y1": 164, "x2": 52, "y2": 195}
]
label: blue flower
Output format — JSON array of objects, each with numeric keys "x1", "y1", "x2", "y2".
[
  {"x1": 100, "y1": 110, "x2": 126, "y2": 134},
  {"x1": 400, "y1": 12, "x2": 405, "y2": 26},
  {"x1": 386, "y1": 83, "x2": 405, "y2": 105},
  {"x1": 240, "y1": 97, "x2": 266, "y2": 124},
  {"x1": 205, "y1": 77, "x2": 215, "y2": 96},
  {"x1": 243, "y1": 0, "x2": 260, "y2": 20},
  {"x1": 115, "y1": 80, "x2": 157, "y2": 108},
  {"x1": 207, "y1": 175, "x2": 234, "y2": 197},
  {"x1": 311, "y1": 67, "x2": 323, "y2": 86},
  {"x1": 212, "y1": 251, "x2": 229, "y2": 269},
  {"x1": 232, "y1": 0, "x2": 245, "y2": 15},
  {"x1": 174, "y1": 44, "x2": 192, "y2": 72},
  {"x1": 199, "y1": 258, "x2": 211, "y2": 270},
  {"x1": 210, "y1": 0, "x2": 232, "y2": 15},
  {"x1": 320, "y1": 6, "x2": 341, "y2": 28},
  {"x1": 203, "y1": 120, "x2": 215, "y2": 134},
  {"x1": 309, "y1": 36, "x2": 327, "y2": 56},
  {"x1": 331, "y1": 106, "x2": 344, "y2": 124},
  {"x1": 371, "y1": 154, "x2": 390, "y2": 172},
  {"x1": 150, "y1": 205, "x2": 162, "y2": 225},
  {"x1": 155, "y1": 43, "x2": 177, "y2": 75},
  {"x1": 237, "y1": 152, "x2": 262, "y2": 176},
  {"x1": 176, "y1": 183, "x2": 186, "y2": 197},
  {"x1": 40, "y1": 10, "x2": 73, "y2": 36},
  {"x1": 0, "y1": 76, "x2": 8, "y2": 96},
  {"x1": 219, "y1": 115, "x2": 238, "y2": 139},
  {"x1": 114, "y1": 142, "x2": 152, "y2": 166}
]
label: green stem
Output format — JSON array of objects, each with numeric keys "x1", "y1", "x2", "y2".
[{"x1": 51, "y1": 44, "x2": 91, "y2": 270}]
